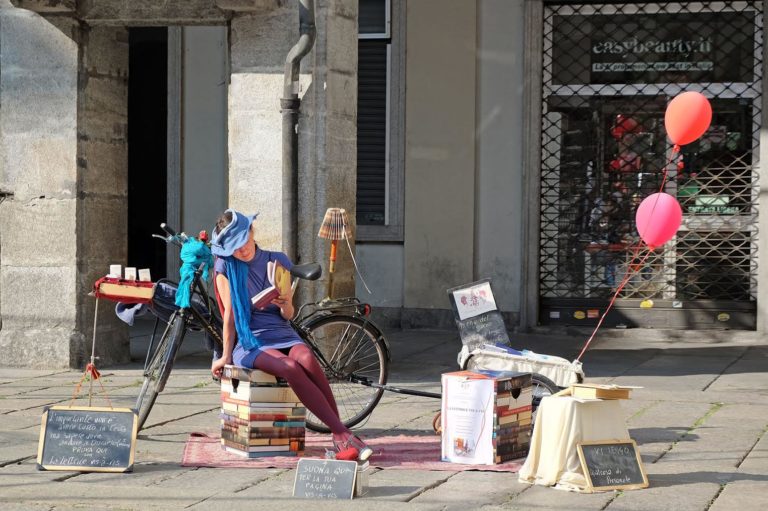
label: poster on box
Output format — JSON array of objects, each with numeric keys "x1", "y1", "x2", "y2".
[{"x1": 441, "y1": 374, "x2": 495, "y2": 465}]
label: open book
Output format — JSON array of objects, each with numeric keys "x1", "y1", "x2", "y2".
[{"x1": 251, "y1": 260, "x2": 291, "y2": 310}]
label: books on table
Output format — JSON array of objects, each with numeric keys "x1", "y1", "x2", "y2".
[
  {"x1": 251, "y1": 260, "x2": 291, "y2": 310},
  {"x1": 569, "y1": 383, "x2": 637, "y2": 400},
  {"x1": 441, "y1": 369, "x2": 533, "y2": 465},
  {"x1": 220, "y1": 365, "x2": 305, "y2": 458}
]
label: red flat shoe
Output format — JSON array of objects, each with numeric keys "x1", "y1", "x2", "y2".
[
  {"x1": 332, "y1": 439, "x2": 360, "y2": 461},
  {"x1": 335, "y1": 445, "x2": 360, "y2": 461}
]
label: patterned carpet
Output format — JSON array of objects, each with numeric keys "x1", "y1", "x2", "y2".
[{"x1": 181, "y1": 432, "x2": 524, "y2": 472}]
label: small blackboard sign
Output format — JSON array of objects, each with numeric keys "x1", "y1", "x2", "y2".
[
  {"x1": 37, "y1": 406, "x2": 138, "y2": 473},
  {"x1": 447, "y1": 279, "x2": 510, "y2": 351},
  {"x1": 577, "y1": 439, "x2": 648, "y2": 491},
  {"x1": 293, "y1": 458, "x2": 357, "y2": 499}
]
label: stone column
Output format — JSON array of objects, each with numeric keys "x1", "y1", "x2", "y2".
[
  {"x1": 0, "y1": 3, "x2": 80, "y2": 368},
  {"x1": 0, "y1": 2, "x2": 129, "y2": 367},
  {"x1": 76, "y1": 25, "x2": 130, "y2": 368},
  {"x1": 226, "y1": 0, "x2": 358, "y2": 303}
]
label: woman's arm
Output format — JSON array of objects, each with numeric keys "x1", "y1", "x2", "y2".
[{"x1": 212, "y1": 273, "x2": 236, "y2": 377}]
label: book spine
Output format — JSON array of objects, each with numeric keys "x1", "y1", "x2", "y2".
[
  {"x1": 496, "y1": 404, "x2": 533, "y2": 417},
  {"x1": 494, "y1": 449, "x2": 528, "y2": 464},
  {"x1": 220, "y1": 430, "x2": 273, "y2": 446},
  {"x1": 273, "y1": 421, "x2": 305, "y2": 428},
  {"x1": 222, "y1": 365, "x2": 279, "y2": 384},
  {"x1": 223, "y1": 446, "x2": 296, "y2": 458},
  {"x1": 220, "y1": 438, "x2": 290, "y2": 452}
]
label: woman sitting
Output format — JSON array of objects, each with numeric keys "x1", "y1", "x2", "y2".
[{"x1": 210, "y1": 209, "x2": 372, "y2": 462}]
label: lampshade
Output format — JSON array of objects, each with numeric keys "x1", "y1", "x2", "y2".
[{"x1": 318, "y1": 208, "x2": 352, "y2": 240}]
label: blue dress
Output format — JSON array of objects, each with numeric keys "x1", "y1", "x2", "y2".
[{"x1": 214, "y1": 247, "x2": 303, "y2": 367}]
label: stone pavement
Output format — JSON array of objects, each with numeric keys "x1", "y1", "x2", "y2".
[{"x1": 1, "y1": 322, "x2": 767, "y2": 510}]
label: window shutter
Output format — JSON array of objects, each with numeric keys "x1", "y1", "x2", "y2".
[{"x1": 356, "y1": 40, "x2": 388, "y2": 226}]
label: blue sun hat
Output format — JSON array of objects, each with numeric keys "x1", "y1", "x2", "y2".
[{"x1": 210, "y1": 209, "x2": 259, "y2": 257}]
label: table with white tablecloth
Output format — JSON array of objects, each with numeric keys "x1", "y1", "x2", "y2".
[{"x1": 518, "y1": 396, "x2": 630, "y2": 492}]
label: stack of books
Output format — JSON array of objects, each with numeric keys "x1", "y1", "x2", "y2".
[
  {"x1": 441, "y1": 370, "x2": 532, "y2": 465},
  {"x1": 220, "y1": 365, "x2": 306, "y2": 458}
]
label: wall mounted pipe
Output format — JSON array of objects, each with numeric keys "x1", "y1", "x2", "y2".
[{"x1": 281, "y1": 0, "x2": 316, "y2": 262}]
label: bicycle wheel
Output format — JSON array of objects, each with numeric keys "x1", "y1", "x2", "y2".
[
  {"x1": 531, "y1": 373, "x2": 559, "y2": 425},
  {"x1": 135, "y1": 313, "x2": 186, "y2": 430},
  {"x1": 302, "y1": 315, "x2": 389, "y2": 433}
]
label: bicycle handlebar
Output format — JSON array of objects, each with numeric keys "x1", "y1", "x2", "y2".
[{"x1": 160, "y1": 223, "x2": 177, "y2": 237}]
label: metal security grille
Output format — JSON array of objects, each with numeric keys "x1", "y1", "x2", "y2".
[{"x1": 539, "y1": 1, "x2": 762, "y2": 326}]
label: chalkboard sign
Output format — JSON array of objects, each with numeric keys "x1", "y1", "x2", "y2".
[
  {"x1": 293, "y1": 458, "x2": 357, "y2": 499},
  {"x1": 447, "y1": 279, "x2": 510, "y2": 352},
  {"x1": 577, "y1": 440, "x2": 648, "y2": 491},
  {"x1": 37, "y1": 406, "x2": 138, "y2": 473}
]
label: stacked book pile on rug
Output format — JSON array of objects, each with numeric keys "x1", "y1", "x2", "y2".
[{"x1": 220, "y1": 365, "x2": 306, "y2": 458}]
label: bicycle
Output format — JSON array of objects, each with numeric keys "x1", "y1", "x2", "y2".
[
  {"x1": 133, "y1": 223, "x2": 560, "y2": 432},
  {"x1": 133, "y1": 223, "x2": 391, "y2": 432}
]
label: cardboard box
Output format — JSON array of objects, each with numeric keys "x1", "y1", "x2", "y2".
[{"x1": 441, "y1": 370, "x2": 532, "y2": 465}]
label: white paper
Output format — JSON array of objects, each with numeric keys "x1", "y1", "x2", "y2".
[
  {"x1": 441, "y1": 375, "x2": 495, "y2": 464},
  {"x1": 452, "y1": 282, "x2": 498, "y2": 320}
]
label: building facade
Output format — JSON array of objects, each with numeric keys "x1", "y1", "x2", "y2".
[
  {"x1": 1, "y1": 0, "x2": 766, "y2": 368},
  {"x1": 355, "y1": 0, "x2": 768, "y2": 335}
]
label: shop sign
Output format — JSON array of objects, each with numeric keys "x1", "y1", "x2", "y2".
[{"x1": 552, "y1": 11, "x2": 755, "y2": 85}]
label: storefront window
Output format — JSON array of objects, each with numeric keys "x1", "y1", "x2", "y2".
[{"x1": 539, "y1": 2, "x2": 762, "y2": 309}]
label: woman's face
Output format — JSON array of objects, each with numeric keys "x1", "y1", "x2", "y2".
[{"x1": 233, "y1": 227, "x2": 256, "y2": 262}]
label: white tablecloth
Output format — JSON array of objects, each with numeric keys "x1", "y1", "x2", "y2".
[{"x1": 518, "y1": 396, "x2": 630, "y2": 492}]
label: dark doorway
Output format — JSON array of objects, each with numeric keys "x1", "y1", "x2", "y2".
[{"x1": 128, "y1": 28, "x2": 168, "y2": 280}]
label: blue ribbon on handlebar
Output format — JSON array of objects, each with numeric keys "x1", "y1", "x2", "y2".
[{"x1": 175, "y1": 239, "x2": 214, "y2": 308}]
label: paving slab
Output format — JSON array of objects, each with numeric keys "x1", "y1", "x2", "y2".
[
  {"x1": 710, "y1": 480, "x2": 768, "y2": 511},
  {"x1": 738, "y1": 429, "x2": 768, "y2": 475},
  {"x1": 604, "y1": 481, "x2": 720, "y2": 511},
  {"x1": 499, "y1": 484, "x2": 615, "y2": 510},
  {"x1": 411, "y1": 470, "x2": 527, "y2": 509},
  {"x1": 366, "y1": 468, "x2": 456, "y2": 501}
]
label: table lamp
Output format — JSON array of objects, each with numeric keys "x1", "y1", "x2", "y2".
[{"x1": 318, "y1": 207, "x2": 352, "y2": 298}]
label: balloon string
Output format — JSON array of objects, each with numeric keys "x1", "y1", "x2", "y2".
[
  {"x1": 639, "y1": 146, "x2": 679, "y2": 246},
  {"x1": 575, "y1": 244, "x2": 652, "y2": 362},
  {"x1": 577, "y1": 143, "x2": 679, "y2": 362}
]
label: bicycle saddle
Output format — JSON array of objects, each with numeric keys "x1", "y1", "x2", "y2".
[{"x1": 290, "y1": 263, "x2": 322, "y2": 281}]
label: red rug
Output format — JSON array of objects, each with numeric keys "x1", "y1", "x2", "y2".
[{"x1": 181, "y1": 432, "x2": 524, "y2": 472}]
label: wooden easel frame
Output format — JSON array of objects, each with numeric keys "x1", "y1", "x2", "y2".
[{"x1": 577, "y1": 439, "x2": 649, "y2": 492}]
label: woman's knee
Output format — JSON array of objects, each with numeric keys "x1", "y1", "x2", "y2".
[
  {"x1": 265, "y1": 358, "x2": 304, "y2": 380},
  {"x1": 291, "y1": 344, "x2": 319, "y2": 366}
]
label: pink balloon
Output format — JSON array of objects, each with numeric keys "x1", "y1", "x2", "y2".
[
  {"x1": 635, "y1": 193, "x2": 682, "y2": 248},
  {"x1": 664, "y1": 91, "x2": 712, "y2": 147}
]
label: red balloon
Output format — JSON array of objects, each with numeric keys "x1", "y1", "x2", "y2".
[
  {"x1": 664, "y1": 92, "x2": 712, "y2": 146},
  {"x1": 635, "y1": 193, "x2": 682, "y2": 248}
]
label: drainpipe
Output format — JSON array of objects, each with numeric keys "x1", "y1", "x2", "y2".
[{"x1": 282, "y1": 0, "x2": 316, "y2": 262}]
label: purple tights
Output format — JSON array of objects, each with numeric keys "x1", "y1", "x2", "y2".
[{"x1": 253, "y1": 344, "x2": 350, "y2": 441}]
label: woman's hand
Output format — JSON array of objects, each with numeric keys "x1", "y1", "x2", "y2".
[
  {"x1": 211, "y1": 355, "x2": 231, "y2": 379},
  {"x1": 272, "y1": 290, "x2": 295, "y2": 320}
]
